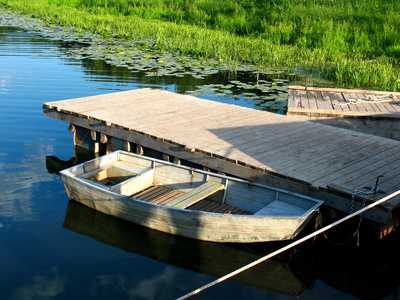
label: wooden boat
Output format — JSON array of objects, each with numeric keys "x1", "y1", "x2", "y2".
[{"x1": 60, "y1": 150, "x2": 324, "y2": 243}]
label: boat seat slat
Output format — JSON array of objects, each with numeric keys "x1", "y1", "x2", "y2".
[{"x1": 166, "y1": 181, "x2": 225, "y2": 209}]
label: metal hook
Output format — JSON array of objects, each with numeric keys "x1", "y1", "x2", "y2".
[{"x1": 373, "y1": 175, "x2": 384, "y2": 195}]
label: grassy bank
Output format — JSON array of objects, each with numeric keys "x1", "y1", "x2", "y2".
[{"x1": 1, "y1": 0, "x2": 400, "y2": 91}]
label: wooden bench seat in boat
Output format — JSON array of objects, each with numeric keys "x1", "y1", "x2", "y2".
[
  {"x1": 166, "y1": 181, "x2": 225, "y2": 209},
  {"x1": 109, "y1": 169, "x2": 154, "y2": 196},
  {"x1": 254, "y1": 200, "x2": 307, "y2": 217}
]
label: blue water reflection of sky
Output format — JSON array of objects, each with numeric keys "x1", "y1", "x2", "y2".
[{"x1": 0, "y1": 25, "x2": 259, "y2": 300}]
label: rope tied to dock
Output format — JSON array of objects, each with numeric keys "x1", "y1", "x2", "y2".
[
  {"x1": 319, "y1": 192, "x2": 370, "y2": 246},
  {"x1": 176, "y1": 189, "x2": 400, "y2": 300},
  {"x1": 337, "y1": 94, "x2": 395, "y2": 105},
  {"x1": 350, "y1": 187, "x2": 379, "y2": 212}
]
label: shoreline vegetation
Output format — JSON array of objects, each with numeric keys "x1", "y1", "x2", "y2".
[{"x1": 1, "y1": 0, "x2": 399, "y2": 91}]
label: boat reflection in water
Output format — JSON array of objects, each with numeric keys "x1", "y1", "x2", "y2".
[{"x1": 63, "y1": 200, "x2": 316, "y2": 297}]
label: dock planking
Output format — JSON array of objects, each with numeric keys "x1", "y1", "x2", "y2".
[
  {"x1": 288, "y1": 86, "x2": 400, "y2": 141},
  {"x1": 288, "y1": 86, "x2": 400, "y2": 116},
  {"x1": 43, "y1": 88, "x2": 400, "y2": 228}
]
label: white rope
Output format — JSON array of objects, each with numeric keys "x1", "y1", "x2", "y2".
[
  {"x1": 176, "y1": 189, "x2": 400, "y2": 300},
  {"x1": 336, "y1": 94, "x2": 395, "y2": 105}
]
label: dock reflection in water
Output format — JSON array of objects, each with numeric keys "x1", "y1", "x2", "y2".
[
  {"x1": 63, "y1": 200, "x2": 316, "y2": 298},
  {"x1": 312, "y1": 229, "x2": 400, "y2": 300}
]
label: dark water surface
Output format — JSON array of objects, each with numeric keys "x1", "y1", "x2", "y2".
[{"x1": 1, "y1": 25, "x2": 399, "y2": 300}]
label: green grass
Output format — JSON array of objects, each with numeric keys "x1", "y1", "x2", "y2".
[{"x1": 1, "y1": 0, "x2": 400, "y2": 91}]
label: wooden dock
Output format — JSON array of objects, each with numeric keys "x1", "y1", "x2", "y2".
[
  {"x1": 43, "y1": 88, "x2": 400, "y2": 233},
  {"x1": 288, "y1": 86, "x2": 400, "y2": 140}
]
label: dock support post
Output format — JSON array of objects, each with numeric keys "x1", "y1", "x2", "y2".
[
  {"x1": 90, "y1": 130, "x2": 101, "y2": 153},
  {"x1": 124, "y1": 140, "x2": 131, "y2": 152},
  {"x1": 72, "y1": 126, "x2": 98, "y2": 152},
  {"x1": 136, "y1": 145, "x2": 144, "y2": 155},
  {"x1": 106, "y1": 137, "x2": 127, "y2": 154},
  {"x1": 100, "y1": 133, "x2": 108, "y2": 144}
]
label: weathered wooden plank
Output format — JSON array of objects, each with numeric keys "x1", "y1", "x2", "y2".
[
  {"x1": 140, "y1": 109, "x2": 256, "y2": 145},
  {"x1": 249, "y1": 124, "x2": 335, "y2": 163},
  {"x1": 321, "y1": 92, "x2": 339, "y2": 111},
  {"x1": 150, "y1": 190, "x2": 186, "y2": 205},
  {"x1": 330, "y1": 92, "x2": 347, "y2": 111},
  {"x1": 254, "y1": 200, "x2": 306, "y2": 216},
  {"x1": 289, "y1": 85, "x2": 400, "y2": 96},
  {"x1": 287, "y1": 89, "x2": 296, "y2": 108},
  {"x1": 292, "y1": 90, "x2": 304, "y2": 108},
  {"x1": 188, "y1": 200, "x2": 252, "y2": 215},
  {"x1": 385, "y1": 97, "x2": 400, "y2": 113},
  {"x1": 358, "y1": 93, "x2": 381, "y2": 113},
  {"x1": 367, "y1": 94, "x2": 392, "y2": 113},
  {"x1": 134, "y1": 186, "x2": 168, "y2": 201},
  {"x1": 307, "y1": 91, "x2": 318, "y2": 109},
  {"x1": 315, "y1": 91, "x2": 332, "y2": 110},
  {"x1": 46, "y1": 89, "x2": 152, "y2": 113},
  {"x1": 309, "y1": 138, "x2": 399, "y2": 187},
  {"x1": 121, "y1": 103, "x2": 245, "y2": 137},
  {"x1": 272, "y1": 126, "x2": 375, "y2": 172},
  {"x1": 280, "y1": 133, "x2": 392, "y2": 184},
  {"x1": 341, "y1": 93, "x2": 359, "y2": 112},
  {"x1": 197, "y1": 119, "x2": 309, "y2": 155},
  {"x1": 299, "y1": 90, "x2": 310, "y2": 109},
  {"x1": 110, "y1": 169, "x2": 154, "y2": 196},
  {"x1": 287, "y1": 89, "x2": 400, "y2": 118},
  {"x1": 330, "y1": 142, "x2": 400, "y2": 188}
]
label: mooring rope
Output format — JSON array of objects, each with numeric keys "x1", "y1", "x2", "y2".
[
  {"x1": 318, "y1": 193, "x2": 369, "y2": 246},
  {"x1": 176, "y1": 189, "x2": 400, "y2": 300},
  {"x1": 336, "y1": 94, "x2": 395, "y2": 105}
]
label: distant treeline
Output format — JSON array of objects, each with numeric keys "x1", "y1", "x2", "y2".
[{"x1": 2, "y1": 0, "x2": 400, "y2": 90}]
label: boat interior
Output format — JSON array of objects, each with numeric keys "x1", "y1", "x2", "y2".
[{"x1": 71, "y1": 151, "x2": 320, "y2": 217}]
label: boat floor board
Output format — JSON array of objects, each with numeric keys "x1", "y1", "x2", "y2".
[
  {"x1": 188, "y1": 200, "x2": 252, "y2": 215},
  {"x1": 132, "y1": 186, "x2": 185, "y2": 205},
  {"x1": 131, "y1": 185, "x2": 251, "y2": 215}
]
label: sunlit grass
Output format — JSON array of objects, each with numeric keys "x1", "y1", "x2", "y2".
[{"x1": 1, "y1": 0, "x2": 400, "y2": 90}]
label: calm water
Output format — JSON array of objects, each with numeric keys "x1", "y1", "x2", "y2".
[{"x1": 1, "y1": 25, "x2": 399, "y2": 300}]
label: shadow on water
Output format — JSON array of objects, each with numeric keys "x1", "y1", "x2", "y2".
[{"x1": 312, "y1": 229, "x2": 400, "y2": 300}]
